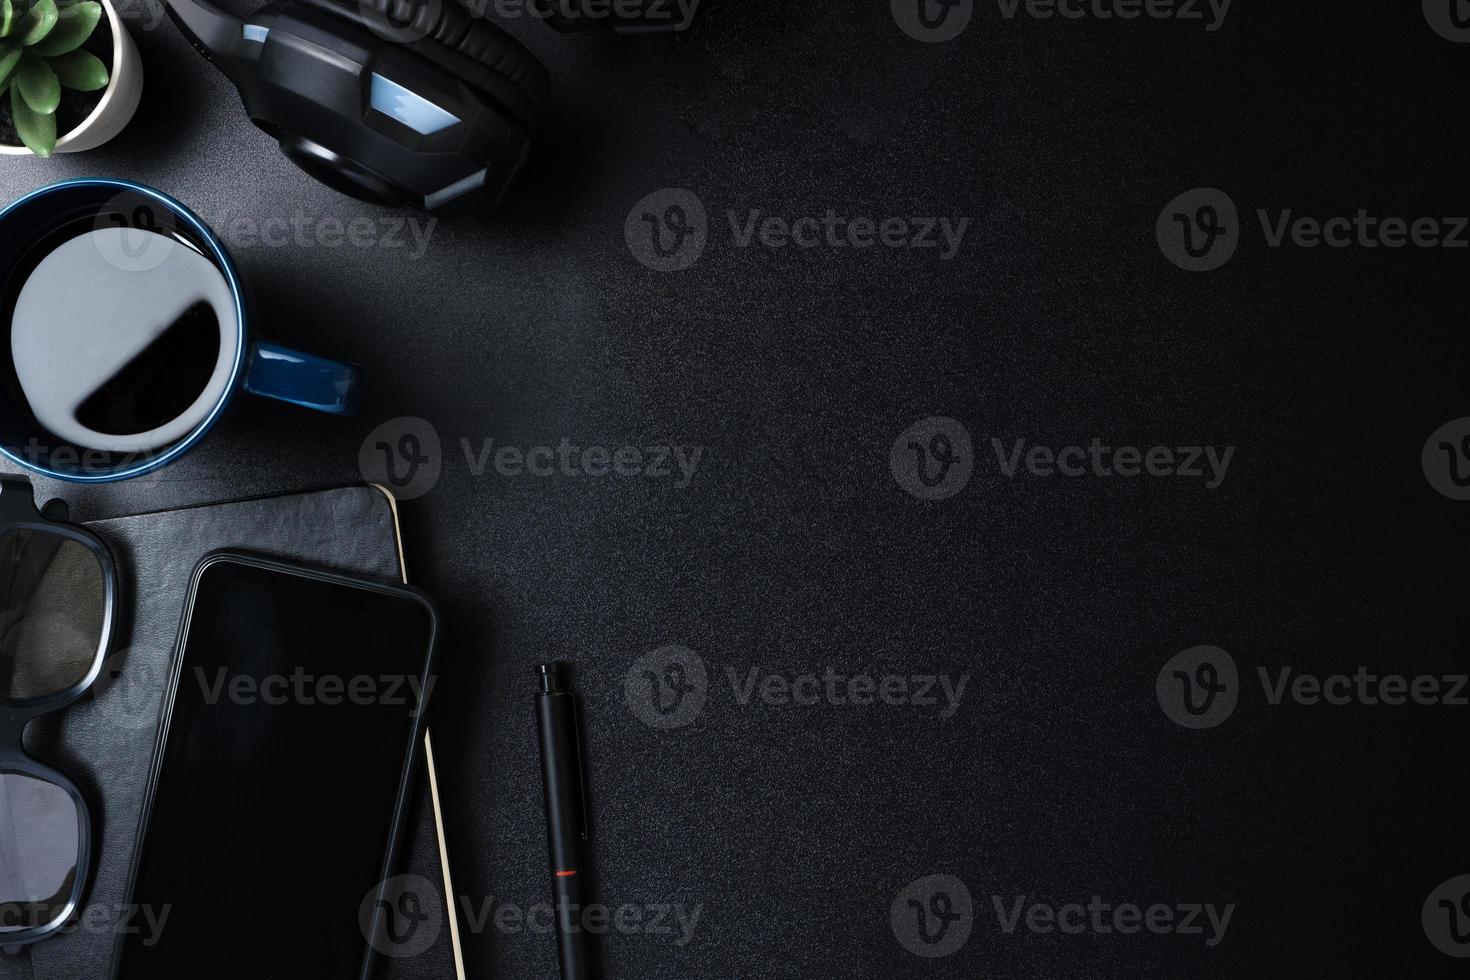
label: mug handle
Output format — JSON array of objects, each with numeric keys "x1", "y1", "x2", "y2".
[{"x1": 242, "y1": 341, "x2": 361, "y2": 416}]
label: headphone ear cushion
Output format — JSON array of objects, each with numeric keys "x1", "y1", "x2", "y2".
[{"x1": 298, "y1": 0, "x2": 550, "y2": 121}]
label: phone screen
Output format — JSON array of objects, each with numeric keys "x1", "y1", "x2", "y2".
[{"x1": 113, "y1": 555, "x2": 437, "y2": 979}]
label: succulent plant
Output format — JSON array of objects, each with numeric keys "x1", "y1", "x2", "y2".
[{"x1": 0, "y1": 0, "x2": 110, "y2": 157}]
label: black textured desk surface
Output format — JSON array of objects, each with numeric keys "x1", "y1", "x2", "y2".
[{"x1": 3, "y1": 2, "x2": 1469, "y2": 977}]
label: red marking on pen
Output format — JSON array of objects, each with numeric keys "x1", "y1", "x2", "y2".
[{"x1": 556, "y1": 870, "x2": 578, "y2": 878}]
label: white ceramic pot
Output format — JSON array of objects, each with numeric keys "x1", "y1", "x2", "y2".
[{"x1": 0, "y1": 0, "x2": 143, "y2": 156}]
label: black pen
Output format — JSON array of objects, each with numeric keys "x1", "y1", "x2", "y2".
[{"x1": 535, "y1": 664, "x2": 595, "y2": 980}]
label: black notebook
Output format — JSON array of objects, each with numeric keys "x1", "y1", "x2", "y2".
[{"x1": 0, "y1": 485, "x2": 461, "y2": 980}]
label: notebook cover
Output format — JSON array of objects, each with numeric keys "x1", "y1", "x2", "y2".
[{"x1": 0, "y1": 485, "x2": 455, "y2": 980}]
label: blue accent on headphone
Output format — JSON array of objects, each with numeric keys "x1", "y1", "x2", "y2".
[{"x1": 370, "y1": 75, "x2": 461, "y2": 136}]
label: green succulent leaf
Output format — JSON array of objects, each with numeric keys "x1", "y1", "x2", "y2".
[
  {"x1": 15, "y1": 51, "x2": 57, "y2": 112},
  {"x1": 1, "y1": 0, "x2": 15, "y2": 38},
  {"x1": 0, "y1": 44, "x2": 19, "y2": 88},
  {"x1": 10, "y1": 85, "x2": 55, "y2": 156},
  {"x1": 47, "y1": 45, "x2": 103, "y2": 89},
  {"x1": 31, "y1": 0, "x2": 95, "y2": 54},
  {"x1": 17, "y1": 0, "x2": 57, "y2": 45}
]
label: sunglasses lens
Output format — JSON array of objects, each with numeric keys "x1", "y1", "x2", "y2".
[
  {"x1": 0, "y1": 772, "x2": 81, "y2": 934},
  {"x1": 0, "y1": 529, "x2": 107, "y2": 702}
]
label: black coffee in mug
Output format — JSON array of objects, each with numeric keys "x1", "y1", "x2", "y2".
[
  {"x1": 0, "y1": 180, "x2": 360, "y2": 484},
  {"x1": 0, "y1": 207, "x2": 240, "y2": 457}
]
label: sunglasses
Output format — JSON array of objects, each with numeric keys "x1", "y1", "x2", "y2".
[{"x1": 0, "y1": 477, "x2": 118, "y2": 947}]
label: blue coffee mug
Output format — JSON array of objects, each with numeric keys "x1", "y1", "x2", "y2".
[{"x1": 0, "y1": 178, "x2": 360, "y2": 482}]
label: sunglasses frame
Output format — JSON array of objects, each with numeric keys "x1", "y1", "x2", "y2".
[{"x1": 0, "y1": 476, "x2": 118, "y2": 949}]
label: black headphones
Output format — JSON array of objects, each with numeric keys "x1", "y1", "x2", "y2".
[{"x1": 164, "y1": 0, "x2": 692, "y2": 210}]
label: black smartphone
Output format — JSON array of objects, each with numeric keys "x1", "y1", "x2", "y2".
[{"x1": 110, "y1": 551, "x2": 440, "y2": 980}]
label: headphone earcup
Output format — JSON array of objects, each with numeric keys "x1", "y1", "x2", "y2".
[{"x1": 296, "y1": 0, "x2": 550, "y2": 126}]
